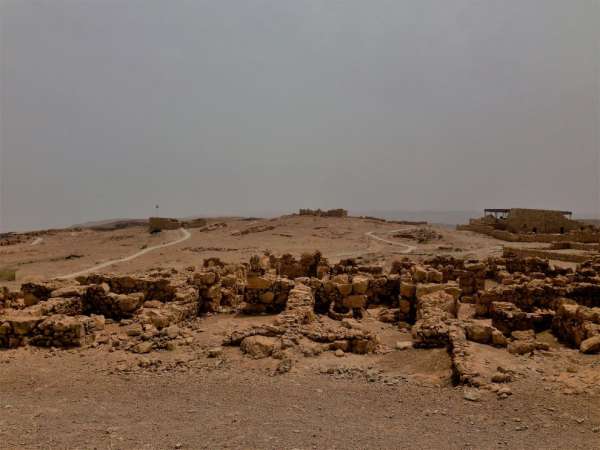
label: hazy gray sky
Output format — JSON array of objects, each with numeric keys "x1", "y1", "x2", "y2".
[{"x1": 1, "y1": 0, "x2": 599, "y2": 231}]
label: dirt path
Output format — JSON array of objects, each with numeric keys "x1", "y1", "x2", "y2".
[
  {"x1": 30, "y1": 237, "x2": 43, "y2": 246},
  {"x1": 332, "y1": 227, "x2": 419, "y2": 260},
  {"x1": 365, "y1": 229, "x2": 417, "y2": 254},
  {"x1": 57, "y1": 228, "x2": 191, "y2": 280}
]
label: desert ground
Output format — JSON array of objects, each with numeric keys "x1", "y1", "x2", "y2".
[
  {"x1": 1, "y1": 215, "x2": 600, "y2": 449},
  {"x1": 1, "y1": 215, "x2": 507, "y2": 286}
]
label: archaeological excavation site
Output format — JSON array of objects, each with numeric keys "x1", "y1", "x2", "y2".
[
  {"x1": 1, "y1": 208, "x2": 600, "y2": 447},
  {"x1": 3, "y1": 3, "x2": 599, "y2": 446}
]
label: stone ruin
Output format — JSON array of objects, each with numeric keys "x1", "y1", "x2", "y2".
[
  {"x1": 458, "y1": 208, "x2": 600, "y2": 244},
  {"x1": 148, "y1": 217, "x2": 209, "y2": 233},
  {"x1": 148, "y1": 217, "x2": 183, "y2": 233},
  {"x1": 298, "y1": 208, "x2": 348, "y2": 218},
  {"x1": 2, "y1": 250, "x2": 600, "y2": 385}
]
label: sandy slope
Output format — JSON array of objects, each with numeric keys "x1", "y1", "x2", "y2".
[{"x1": 0, "y1": 215, "x2": 506, "y2": 288}]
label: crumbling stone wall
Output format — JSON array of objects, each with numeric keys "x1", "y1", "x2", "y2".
[
  {"x1": 77, "y1": 274, "x2": 178, "y2": 302},
  {"x1": 490, "y1": 302, "x2": 554, "y2": 336},
  {"x1": 268, "y1": 251, "x2": 328, "y2": 279},
  {"x1": 458, "y1": 222, "x2": 600, "y2": 244},
  {"x1": 242, "y1": 273, "x2": 295, "y2": 314},
  {"x1": 504, "y1": 209, "x2": 581, "y2": 234},
  {"x1": 330, "y1": 259, "x2": 384, "y2": 276},
  {"x1": 182, "y1": 218, "x2": 208, "y2": 228},
  {"x1": 475, "y1": 281, "x2": 562, "y2": 317},
  {"x1": 7, "y1": 251, "x2": 600, "y2": 359},
  {"x1": 553, "y1": 301, "x2": 600, "y2": 352},
  {"x1": 193, "y1": 271, "x2": 225, "y2": 312},
  {"x1": 503, "y1": 253, "x2": 554, "y2": 275},
  {"x1": 412, "y1": 288, "x2": 458, "y2": 348},
  {"x1": 148, "y1": 217, "x2": 182, "y2": 233},
  {"x1": 310, "y1": 273, "x2": 402, "y2": 319},
  {"x1": 0, "y1": 314, "x2": 103, "y2": 348},
  {"x1": 298, "y1": 208, "x2": 348, "y2": 217},
  {"x1": 456, "y1": 261, "x2": 486, "y2": 296},
  {"x1": 423, "y1": 256, "x2": 464, "y2": 282}
]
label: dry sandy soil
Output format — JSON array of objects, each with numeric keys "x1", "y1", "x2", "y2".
[
  {"x1": 1, "y1": 215, "x2": 599, "y2": 449},
  {"x1": 1, "y1": 215, "x2": 506, "y2": 286}
]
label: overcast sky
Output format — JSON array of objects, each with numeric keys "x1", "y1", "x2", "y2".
[{"x1": 1, "y1": 1, "x2": 599, "y2": 231}]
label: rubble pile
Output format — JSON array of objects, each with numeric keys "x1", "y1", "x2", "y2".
[
  {"x1": 231, "y1": 224, "x2": 276, "y2": 236},
  {"x1": 553, "y1": 301, "x2": 600, "y2": 353},
  {"x1": 393, "y1": 227, "x2": 442, "y2": 243},
  {"x1": 192, "y1": 268, "x2": 244, "y2": 313},
  {"x1": 0, "y1": 313, "x2": 103, "y2": 348},
  {"x1": 412, "y1": 289, "x2": 458, "y2": 348},
  {"x1": 268, "y1": 251, "x2": 329, "y2": 279},
  {"x1": 3, "y1": 250, "x2": 600, "y2": 386}
]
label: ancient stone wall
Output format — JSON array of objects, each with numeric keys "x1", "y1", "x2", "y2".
[
  {"x1": 503, "y1": 247, "x2": 591, "y2": 264},
  {"x1": 5, "y1": 252, "x2": 600, "y2": 358},
  {"x1": 412, "y1": 289, "x2": 458, "y2": 348},
  {"x1": 505, "y1": 209, "x2": 581, "y2": 234},
  {"x1": 268, "y1": 252, "x2": 328, "y2": 279},
  {"x1": 553, "y1": 301, "x2": 600, "y2": 352},
  {"x1": 148, "y1": 217, "x2": 182, "y2": 232},
  {"x1": 458, "y1": 223, "x2": 600, "y2": 243},
  {"x1": 0, "y1": 313, "x2": 103, "y2": 348},
  {"x1": 298, "y1": 208, "x2": 348, "y2": 217}
]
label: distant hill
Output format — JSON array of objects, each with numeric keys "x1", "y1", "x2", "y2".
[{"x1": 72, "y1": 218, "x2": 148, "y2": 230}]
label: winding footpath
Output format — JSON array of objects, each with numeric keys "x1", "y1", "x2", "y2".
[
  {"x1": 365, "y1": 228, "x2": 417, "y2": 254},
  {"x1": 56, "y1": 225, "x2": 413, "y2": 280},
  {"x1": 333, "y1": 227, "x2": 418, "y2": 259},
  {"x1": 58, "y1": 228, "x2": 191, "y2": 280}
]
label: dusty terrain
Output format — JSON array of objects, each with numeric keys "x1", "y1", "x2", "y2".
[
  {"x1": 1, "y1": 215, "x2": 600, "y2": 449},
  {"x1": 1, "y1": 215, "x2": 505, "y2": 286}
]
